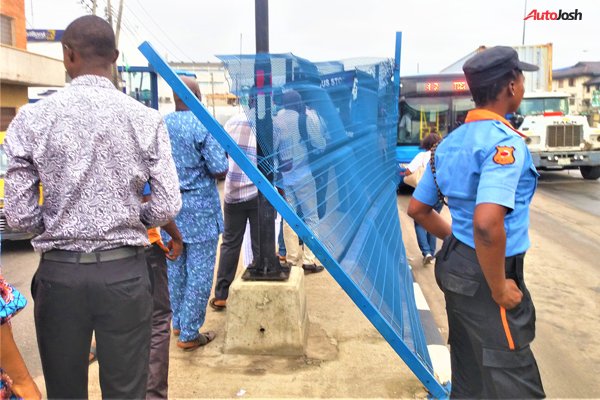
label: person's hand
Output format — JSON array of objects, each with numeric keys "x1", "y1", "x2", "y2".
[
  {"x1": 166, "y1": 238, "x2": 183, "y2": 260},
  {"x1": 11, "y1": 377, "x2": 42, "y2": 400},
  {"x1": 492, "y1": 279, "x2": 523, "y2": 310}
]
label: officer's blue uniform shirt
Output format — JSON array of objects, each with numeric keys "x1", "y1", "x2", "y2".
[
  {"x1": 163, "y1": 110, "x2": 228, "y2": 243},
  {"x1": 414, "y1": 112, "x2": 539, "y2": 256}
]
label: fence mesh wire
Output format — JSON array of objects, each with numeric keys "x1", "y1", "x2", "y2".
[{"x1": 218, "y1": 53, "x2": 432, "y2": 371}]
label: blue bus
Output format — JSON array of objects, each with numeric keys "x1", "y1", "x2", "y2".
[{"x1": 397, "y1": 73, "x2": 475, "y2": 184}]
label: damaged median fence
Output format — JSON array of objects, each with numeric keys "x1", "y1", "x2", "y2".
[{"x1": 139, "y1": 41, "x2": 450, "y2": 399}]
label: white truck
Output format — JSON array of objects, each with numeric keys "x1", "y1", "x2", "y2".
[{"x1": 512, "y1": 91, "x2": 600, "y2": 180}]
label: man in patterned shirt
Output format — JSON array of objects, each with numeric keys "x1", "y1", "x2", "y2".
[
  {"x1": 210, "y1": 104, "x2": 259, "y2": 311},
  {"x1": 161, "y1": 76, "x2": 228, "y2": 351},
  {"x1": 4, "y1": 16, "x2": 181, "y2": 399}
]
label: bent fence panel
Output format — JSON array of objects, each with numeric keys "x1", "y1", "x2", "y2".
[{"x1": 139, "y1": 41, "x2": 448, "y2": 399}]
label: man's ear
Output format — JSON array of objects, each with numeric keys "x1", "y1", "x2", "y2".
[
  {"x1": 68, "y1": 47, "x2": 76, "y2": 63},
  {"x1": 111, "y1": 49, "x2": 120, "y2": 64}
]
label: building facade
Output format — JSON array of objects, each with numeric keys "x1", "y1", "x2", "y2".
[
  {"x1": 552, "y1": 62, "x2": 600, "y2": 122},
  {"x1": 1, "y1": 0, "x2": 65, "y2": 130}
]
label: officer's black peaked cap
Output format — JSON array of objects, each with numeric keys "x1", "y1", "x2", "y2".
[{"x1": 463, "y1": 46, "x2": 539, "y2": 88}]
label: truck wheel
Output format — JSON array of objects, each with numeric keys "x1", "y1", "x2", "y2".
[{"x1": 580, "y1": 166, "x2": 600, "y2": 180}]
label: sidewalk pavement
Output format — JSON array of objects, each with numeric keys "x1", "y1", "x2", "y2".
[
  {"x1": 85, "y1": 266, "x2": 426, "y2": 399},
  {"x1": 84, "y1": 193, "x2": 448, "y2": 399}
]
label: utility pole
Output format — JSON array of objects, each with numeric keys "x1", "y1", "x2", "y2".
[
  {"x1": 210, "y1": 72, "x2": 216, "y2": 117},
  {"x1": 92, "y1": 0, "x2": 97, "y2": 15},
  {"x1": 106, "y1": 0, "x2": 113, "y2": 26},
  {"x1": 115, "y1": 0, "x2": 125, "y2": 46},
  {"x1": 106, "y1": 0, "x2": 122, "y2": 89},
  {"x1": 243, "y1": 0, "x2": 289, "y2": 281}
]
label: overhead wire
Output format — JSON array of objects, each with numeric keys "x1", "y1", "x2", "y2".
[
  {"x1": 128, "y1": 0, "x2": 196, "y2": 63},
  {"x1": 110, "y1": 0, "x2": 188, "y2": 62}
]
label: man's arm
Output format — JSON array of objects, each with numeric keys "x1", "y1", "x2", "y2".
[
  {"x1": 141, "y1": 120, "x2": 182, "y2": 227},
  {"x1": 161, "y1": 220, "x2": 183, "y2": 260},
  {"x1": 4, "y1": 111, "x2": 44, "y2": 234},
  {"x1": 201, "y1": 131, "x2": 228, "y2": 179}
]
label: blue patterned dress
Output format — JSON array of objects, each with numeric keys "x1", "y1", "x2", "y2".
[
  {"x1": 0, "y1": 274, "x2": 27, "y2": 399},
  {"x1": 162, "y1": 111, "x2": 228, "y2": 342}
]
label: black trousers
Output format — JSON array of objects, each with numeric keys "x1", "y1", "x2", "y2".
[
  {"x1": 435, "y1": 236, "x2": 545, "y2": 399},
  {"x1": 214, "y1": 197, "x2": 259, "y2": 300},
  {"x1": 145, "y1": 243, "x2": 172, "y2": 399},
  {"x1": 32, "y1": 249, "x2": 153, "y2": 399}
]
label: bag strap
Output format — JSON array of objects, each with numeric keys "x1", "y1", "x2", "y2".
[{"x1": 429, "y1": 142, "x2": 448, "y2": 206}]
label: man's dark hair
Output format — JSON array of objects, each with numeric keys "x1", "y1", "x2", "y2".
[
  {"x1": 470, "y1": 69, "x2": 521, "y2": 107},
  {"x1": 62, "y1": 15, "x2": 116, "y2": 62},
  {"x1": 420, "y1": 132, "x2": 442, "y2": 151}
]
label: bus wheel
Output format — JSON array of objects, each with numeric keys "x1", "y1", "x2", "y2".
[{"x1": 580, "y1": 166, "x2": 600, "y2": 180}]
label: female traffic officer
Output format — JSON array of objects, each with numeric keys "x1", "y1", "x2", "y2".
[{"x1": 407, "y1": 46, "x2": 545, "y2": 399}]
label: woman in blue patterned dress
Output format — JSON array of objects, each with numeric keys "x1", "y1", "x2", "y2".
[{"x1": 0, "y1": 273, "x2": 41, "y2": 399}]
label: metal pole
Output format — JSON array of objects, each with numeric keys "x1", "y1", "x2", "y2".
[
  {"x1": 92, "y1": 0, "x2": 97, "y2": 15},
  {"x1": 255, "y1": 0, "x2": 269, "y2": 53},
  {"x1": 243, "y1": 0, "x2": 289, "y2": 280}
]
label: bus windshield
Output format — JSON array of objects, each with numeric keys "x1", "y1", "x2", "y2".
[
  {"x1": 518, "y1": 97, "x2": 569, "y2": 116},
  {"x1": 398, "y1": 98, "x2": 450, "y2": 146}
]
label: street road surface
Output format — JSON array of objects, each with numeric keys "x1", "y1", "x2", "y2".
[
  {"x1": 1, "y1": 170, "x2": 599, "y2": 398},
  {"x1": 400, "y1": 171, "x2": 600, "y2": 399}
]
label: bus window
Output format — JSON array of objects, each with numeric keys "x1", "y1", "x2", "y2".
[
  {"x1": 452, "y1": 97, "x2": 475, "y2": 131},
  {"x1": 398, "y1": 97, "x2": 449, "y2": 145}
]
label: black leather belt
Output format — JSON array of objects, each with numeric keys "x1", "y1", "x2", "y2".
[
  {"x1": 42, "y1": 246, "x2": 143, "y2": 264},
  {"x1": 447, "y1": 235, "x2": 524, "y2": 278}
]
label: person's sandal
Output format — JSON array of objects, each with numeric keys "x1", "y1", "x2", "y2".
[
  {"x1": 177, "y1": 331, "x2": 216, "y2": 352},
  {"x1": 302, "y1": 264, "x2": 324, "y2": 274},
  {"x1": 209, "y1": 298, "x2": 226, "y2": 311}
]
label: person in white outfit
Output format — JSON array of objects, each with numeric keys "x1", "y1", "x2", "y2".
[{"x1": 273, "y1": 90, "x2": 325, "y2": 273}]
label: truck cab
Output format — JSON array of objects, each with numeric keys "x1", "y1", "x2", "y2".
[{"x1": 512, "y1": 91, "x2": 600, "y2": 180}]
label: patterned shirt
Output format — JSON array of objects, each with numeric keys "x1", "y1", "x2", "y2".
[
  {"x1": 163, "y1": 110, "x2": 228, "y2": 243},
  {"x1": 223, "y1": 111, "x2": 258, "y2": 203},
  {"x1": 4, "y1": 75, "x2": 182, "y2": 252}
]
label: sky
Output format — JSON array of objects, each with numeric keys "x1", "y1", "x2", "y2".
[{"x1": 24, "y1": 0, "x2": 600, "y2": 76}]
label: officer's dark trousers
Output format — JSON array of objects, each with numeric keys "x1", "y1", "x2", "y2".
[
  {"x1": 435, "y1": 236, "x2": 545, "y2": 399},
  {"x1": 215, "y1": 197, "x2": 259, "y2": 300},
  {"x1": 145, "y1": 243, "x2": 172, "y2": 399},
  {"x1": 32, "y1": 249, "x2": 152, "y2": 399}
]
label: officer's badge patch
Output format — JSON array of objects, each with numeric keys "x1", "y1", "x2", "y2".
[{"x1": 493, "y1": 146, "x2": 515, "y2": 165}]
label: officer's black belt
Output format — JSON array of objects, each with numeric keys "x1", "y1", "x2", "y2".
[
  {"x1": 449, "y1": 235, "x2": 523, "y2": 264},
  {"x1": 42, "y1": 246, "x2": 143, "y2": 264}
]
